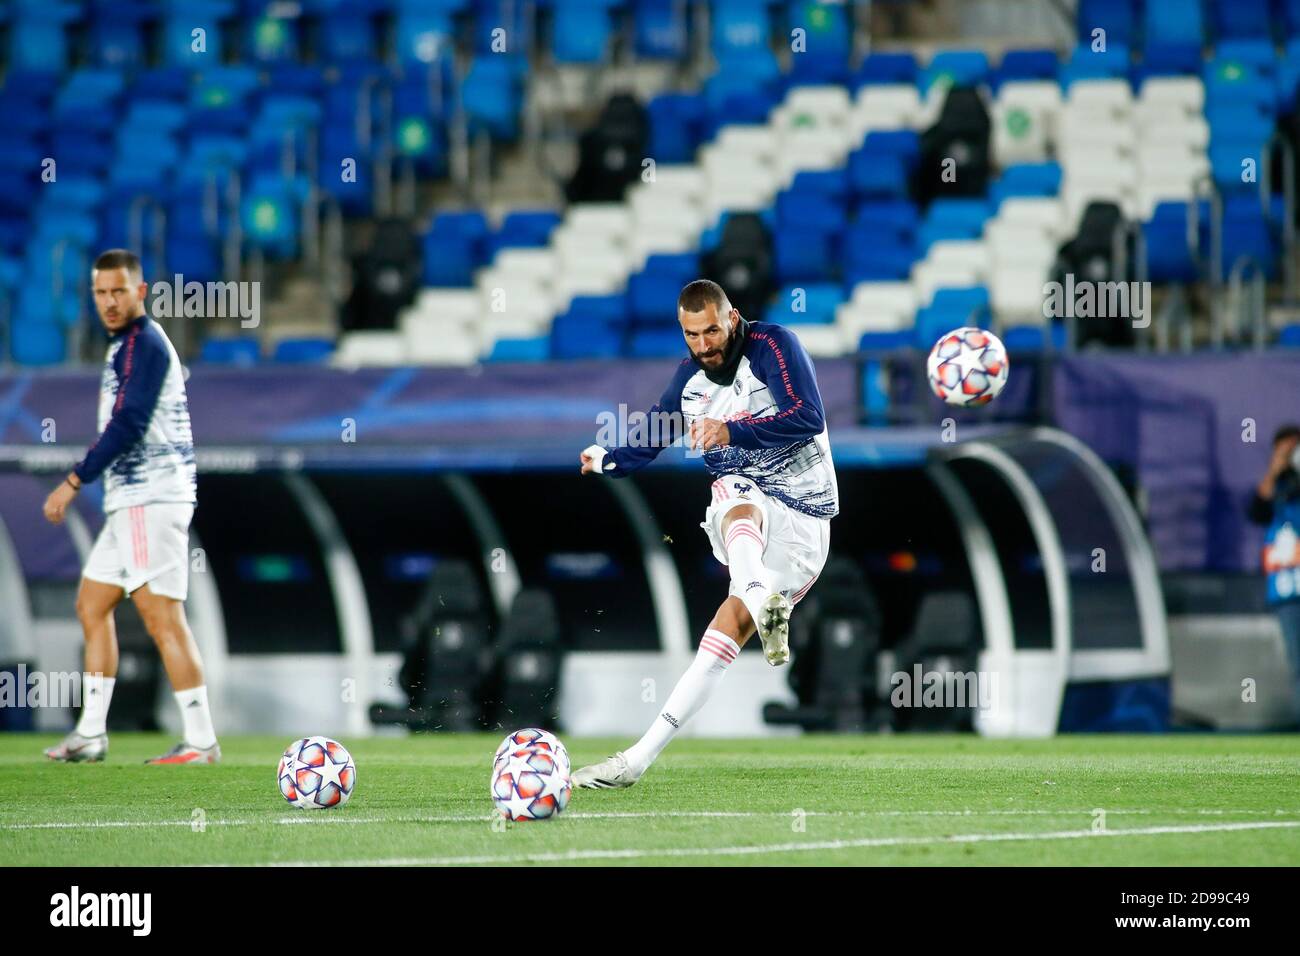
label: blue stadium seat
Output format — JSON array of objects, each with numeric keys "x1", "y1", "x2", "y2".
[
  {"x1": 394, "y1": 1, "x2": 460, "y2": 64},
  {"x1": 627, "y1": 327, "x2": 686, "y2": 358},
  {"x1": 565, "y1": 295, "x2": 627, "y2": 325},
  {"x1": 54, "y1": 70, "x2": 127, "y2": 132},
  {"x1": 462, "y1": 57, "x2": 526, "y2": 141},
  {"x1": 991, "y1": 162, "x2": 1063, "y2": 201},
  {"x1": 1214, "y1": 39, "x2": 1278, "y2": 76},
  {"x1": 648, "y1": 93, "x2": 707, "y2": 163},
  {"x1": 1209, "y1": 0, "x2": 1272, "y2": 40},
  {"x1": 162, "y1": 0, "x2": 236, "y2": 66},
  {"x1": 994, "y1": 49, "x2": 1060, "y2": 87},
  {"x1": 1206, "y1": 66, "x2": 1276, "y2": 114},
  {"x1": 245, "y1": 8, "x2": 301, "y2": 62},
  {"x1": 489, "y1": 210, "x2": 562, "y2": 255},
  {"x1": 1141, "y1": 44, "x2": 1205, "y2": 77},
  {"x1": 848, "y1": 130, "x2": 921, "y2": 199},
  {"x1": 1285, "y1": 0, "x2": 1300, "y2": 39},
  {"x1": 1215, "y1": 194, "x2": 1281, "y2": 279},
  {"x1": 551, "y1": 311, "x2": 624, "y2": 359},
  {"x1": 422, "y1": 211, "x2": 489, "y2": 287},
  {"x1": 628, "y1": 274, "x2": 684, "y2": 326},
  {"x1": 790, "y1": 168, "x2": 850, "y2": 201},
  {"x1": 1002, "y1": 324, "x2": 1068, "y2": 352},
  {"x1": 766, "y1": 283, "x2": 841, "y2": 324},
  {"x1": 8, "y1": 4, "x2": 79, "y2": 72},
  {"x1": 552, "y1": 0, "x2": 619, "y2": 64},
  {"x1": 1060, "y1": 42, "x2": 1132, "y2": 84},
  {"x1": 921, "y1": 50, "x2": 991, "y2": 93},
  {"x1": 486, "y1": 336, "x2": 551, "y2": 362},
  {"x1": 199, "y1": 336, "x2": 262, "y2": 365},
  {"x1": 787, "y1": 1, "x2": 852, "y2": 85},
  {"x1": 129, "y1": 66, "x2": 194, "y2": 102},
  {"x1": 711, "y1": 0, "x2": 773, "y2": 62},
  {"x1": 1143, "y1": 0, "x2": 1204, "y2": 73},
  {"x1": 857, "y1": 330, "x2": 913, "y2": 351},
  {"x1": 190, "y1": 66, "x2": 261, "y2": 132},
  {"x1": 1143, "y1": 202, "x2": 1199, "y2": 283},
  {"x1": 844, "y1": 239, "x2": 916, "y2": 283},
  {"x1": 241, "y1": 176, "x2": 304, "y2": 259},
  {"x1": 856, "y1": 199, "x2": 922, "y2": 240},
  {"x1": 318, "y1": 8, "x2": 377, "y2": 63},
  {"x1": 633, "y1": 0, "x2": 689, "y2": 60},
  {"x1": 10, "y1": 319, "x2": 66, "y2": 366},
  {"x1": 272, "y1": 337, "x2": 335, "y2": 363},
  {"x1": 469, "y1": 0, "x2": 529, "y2": 54},
  {"x1": 641, "y1": 253, "x2": 700, "y2": 284},
  {"x1": 320, "y1": 124, "x2": 374, "y2": 216},
  {"x1": 1076, "y1": 0, "x2": 1138, "y2": 46},
  {"x1": 90, "y1": 0, "x2": 152, "y2": 68},
  {"x1": 853, "y1": 52, "x2": 919, "y2": 88},
  {"x1": 774, "y1": 226, "x2": 839, "y2": 283},
  {"x1": 915, "y1": 287, "x2": 991, "y2": 347}
]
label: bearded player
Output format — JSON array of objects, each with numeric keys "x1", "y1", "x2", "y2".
[
  {"x1": 41, "y1": 249, "x2": 219, "y2": 765},
  {"x1": 572, "y1": 279, "x2": 838, "y2": 789}
]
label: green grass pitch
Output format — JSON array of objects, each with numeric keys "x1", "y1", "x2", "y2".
[{"x1": 2, "y1": 733, "x2": 1299, "y2": 866}]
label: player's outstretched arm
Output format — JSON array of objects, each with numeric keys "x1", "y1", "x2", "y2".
[{"x1": 579, "y1": 359, "x2": 694, "y2": 477}]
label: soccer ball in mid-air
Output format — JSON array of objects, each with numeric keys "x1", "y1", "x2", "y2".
[
  {"x1": 491, "y1": 744, "x2": 571, "y2": 821},
  {"x1": 493, "y1": 728, "x2": 570, "y2": 775},
  {"x1": 277, "y1": 736, "x2": 356, "y2": 809},
  {"x1": 926, "y1": 327, "x2": 1010, "y2": 407}
]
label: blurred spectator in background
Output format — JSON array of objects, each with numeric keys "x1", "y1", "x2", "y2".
[{"x1": 1250, "y1": 423, "x2": 1300, "y2": 724}]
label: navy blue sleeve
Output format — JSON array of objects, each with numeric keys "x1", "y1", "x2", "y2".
[
  {"x1": 74, "y1": 328, "x2": 169, "y2": 484},
  {"x1": 604, "y1": 359, "x2": 694, "y2": 477},
  {"x1": 727, "y1": 327, "x2": 826, "y2": 450}
]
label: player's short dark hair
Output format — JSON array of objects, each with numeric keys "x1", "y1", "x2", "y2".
[
  {"x1": 93, "y1": 249, "x2": 143, "y2": 281},
  {"x1": 1274, "y1": 424, "x2": 1300, "y2": 446},
  {"x1": 678, "y1": 279, "x2": 730, "y2": 315}
]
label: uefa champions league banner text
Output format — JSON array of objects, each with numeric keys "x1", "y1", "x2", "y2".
[{"x1": 0, "y1": 667, "x2": 103, "y2": 710}]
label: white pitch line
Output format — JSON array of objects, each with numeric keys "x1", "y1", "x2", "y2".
[
  {"x1": 6, "y1": 808, "x2": 1300, "y2": 832},
  {"x1": 239, "y1": 820, "x2": 1300, "y2": 867}
]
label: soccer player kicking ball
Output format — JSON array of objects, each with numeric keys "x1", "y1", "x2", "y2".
[
  {"x1": 572, "y1": 279, "x2": 838, "y2": 789},
  {"x1": 41, "y1": 249, "x2": 219, "y2": 765}
]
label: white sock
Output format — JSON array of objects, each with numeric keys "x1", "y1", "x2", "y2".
[
  {"x1": 723, "y1": 516, "x2": 771, "y2": 624},
  {"x1": 625, "y1": 629, "x2": 740, "y2": 775},
  {"x1": 175, "y1": 685, "x2": 217, "y2": 749},
  {"x1": 75, "y1": 675, "x2": 115, "y2": 737}
]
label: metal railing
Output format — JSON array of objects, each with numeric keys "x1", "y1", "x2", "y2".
[
  {"x1": 51, "y1": 239, "x2": 89, "y2": 363},
  {"x1": 1224, "y1": 254, "x2": 1268, "y2": 350},
  {"x1": 1261, "y1": 131, "x2": 1297, "y2": 304},
  {"x1": 127, "y1": 194, "x2": 166, "y2": 279}
]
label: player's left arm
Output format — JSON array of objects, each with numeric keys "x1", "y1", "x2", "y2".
[
  {"x1": 725, "y1": 327, "x2": 826, "y2": 449},
  {"x1": 44, "y1": 331, "x2": 169, "y2": 524}
]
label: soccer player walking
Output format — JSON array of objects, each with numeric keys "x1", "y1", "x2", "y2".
[
  {"x1": 42, "y1": 250, "x2": 219, "y2": 764},
  {"x1": 572, "y1": 279, "x2": 838, "y2": 788}
]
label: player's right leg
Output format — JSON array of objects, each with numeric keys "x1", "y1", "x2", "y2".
[
  {"x1": 45, "y1": 577, "x2": 123, "y2": 762},
  {"x1": 572, "y1": 597, "x2": 755, "y2": 789}
]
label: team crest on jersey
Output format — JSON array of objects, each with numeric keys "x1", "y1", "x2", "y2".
[{"x1": 733, "y1": 481, "x2": 752, "y2": 497}]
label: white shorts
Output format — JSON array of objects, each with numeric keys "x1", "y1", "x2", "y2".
[
  {"x1": 83, "y1": 503, "x2": 194, "y2": 601},
  {"x1": 701, "y1": 474, "x2": 830, "y2": 606}
]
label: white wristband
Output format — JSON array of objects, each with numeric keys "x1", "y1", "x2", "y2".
[{"x1": 582, "y1": 444, "x2": 613, "y2": 475}]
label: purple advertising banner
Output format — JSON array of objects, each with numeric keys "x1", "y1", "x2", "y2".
[{"x1": 1053, "y1": 353, "x2": 1300, "y2": 573}]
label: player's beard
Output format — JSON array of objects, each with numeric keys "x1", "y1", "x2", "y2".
[{"x1": 692, "y1": 315, "x2": 749, "y2": 386}]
